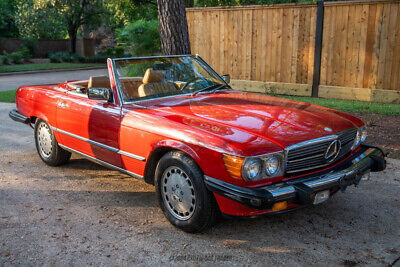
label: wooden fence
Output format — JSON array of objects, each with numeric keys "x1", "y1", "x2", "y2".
[
  {"x1": 0, "y1": 38, "x2": 97, "y2": 57},
  {"x1": 186, "y1": 0, "x2": 400, "y2": 103}
]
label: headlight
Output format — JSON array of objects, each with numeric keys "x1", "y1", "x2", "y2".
[
  {"x1": 265, "y1": 156, "x2": 280, "y2": 176},
  {"x1": 264, "y1": 153, "x2": 285, "y2": 177},
  {"x1": 352, "y1": 126, "x2": 367, "y2": 150},
  {"x1": 242, "y1": 158, "x2": 262, "y2": 181},
  {"x1": 223, "y1": 152, "x2": 285, "y2": 181}
]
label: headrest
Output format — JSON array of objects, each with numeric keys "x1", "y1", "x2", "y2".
[{"x1": 142, "y1": 69, "x2": 166, "y2": 84}]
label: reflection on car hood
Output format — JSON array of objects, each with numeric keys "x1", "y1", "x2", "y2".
[{"x1": 131, "y1": 90, "x2": 364, "y2": 155}]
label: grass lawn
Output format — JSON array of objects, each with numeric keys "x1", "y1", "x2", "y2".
[
  {"x1": 0, "y1": 89, "x2": 17, "y2": 103},
  {"x1": 0, "y1": 63, "x2": 104, "y2": 73},
  {"x1": 275, "y1": 95, "x2": 400, "y2": 116}
]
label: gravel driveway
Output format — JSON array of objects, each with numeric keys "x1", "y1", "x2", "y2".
[{"x1": 1, "y1": 102, "x2": 399, "y2": 266}]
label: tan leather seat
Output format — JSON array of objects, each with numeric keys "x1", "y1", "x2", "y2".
[
  {"x1": 88, "y1": 76, "x2": 110, "y2": 88},
  {"x1": 138, "y1": 69, "x2": 176, "y2": 97},
  {"x1": 119, "y1": 77, "x2": 142, "y2": 99}
]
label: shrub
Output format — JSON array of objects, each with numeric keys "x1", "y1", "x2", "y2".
[
  {"x1": 49, "y1": 52, "x2": 85, "y2": 63},
  {"x1": 1, "y1": 55, "x2": 9, "y2": 65},
  {"x1": 114, "y1": 46, "x2": 125, "y2": 58},
  {"x1": 77, "y1": 55, "x2": 87, "y2": 63},
  {"x1": 117, "y1": 19, "x2": 161, "y2": 56},
  {"x1": 48, "y1": 52, "x2": 62, "y2": 63},
  {"x1": 61, "y1": 52, "x2": 73, "y2": 62},
  {"x1": 9, "y1": 52, "x2": 23, "y2": 64},
  {"x1": 16, "y1": 47, "x2": 32, "y2": 60}
]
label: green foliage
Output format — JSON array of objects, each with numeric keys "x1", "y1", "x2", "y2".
[
  {"x1": 0, "y1": 0, "x2": 18, "y2": 37},
  {"x1": 0, "y1": 55, "x2": 7, "y2": 65},
  {"x1": 49, "y1": 52, "x2": 85, "y2": 63},
  {"x1": 49, "y1": 52, "x2": 62, "y2": 63},
  {"x1": 117, "y1": 20, "x2": 161, "y2": 56},
  {"x1": 98, "y1": 46, "x2": 127, "y2": 58},
  {"x1": 123, "y1": 63, "x2": 153, "y2": 77},
  {"x1": 104, "y1": 0, "x2": 158, "y2": 29},
  {"x1": 114, "y1": 46, "x2": 125, "y2": 58},
  {"x1": 9, "y1": 51, "x2": 24, "y2": 64},
  {"x1": 17, "y1": 46, "x2": 32, "y2": 59},
  {"x1": 14, "y1": 0, "x2": 67, "y2": 40}
]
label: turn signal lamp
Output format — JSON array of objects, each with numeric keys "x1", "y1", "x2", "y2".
[
  {"x1": 222, "y1": 154, "x2": 244, "y2": 180},
  {"x1": 271, "y1": 201, "x2": 287, "y2": 212}
]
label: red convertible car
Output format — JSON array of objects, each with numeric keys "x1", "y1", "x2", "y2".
[{"x1": 10, "y1": 55, "x2": 386, "y2": 232}]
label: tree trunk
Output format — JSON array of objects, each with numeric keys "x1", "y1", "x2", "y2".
[
  {"x1": 68, "y1": 29, "x2": 77, "y2": 53},
  {"x1": 157, "y1": 0, "x2": 191, "y2": 55}
]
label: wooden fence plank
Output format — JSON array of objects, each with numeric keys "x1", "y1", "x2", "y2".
[
  {"x1": 356, "y1": 4, "x2": 369, "y2": 88},
  {"x1": 390, "y1": 6, "x2": 400, "y2": 90},
  {"x1": 186, "y1": 1, "x2": 400, "y2": 95}
]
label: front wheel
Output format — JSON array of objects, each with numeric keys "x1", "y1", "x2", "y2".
[
  {"x1": 155, "y1": 151, "x2": 218, "y2": 233},
  {"x1": 34, "y1": 119, "x2": 71, "y2": 166}
]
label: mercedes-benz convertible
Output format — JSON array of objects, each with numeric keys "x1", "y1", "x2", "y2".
[{"x1": 9, "y1": 55, "x2": 386, "y2": 232}]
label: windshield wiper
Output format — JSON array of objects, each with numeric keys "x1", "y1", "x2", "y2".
[{"x1": 191, "y1": 84, "x2": 230, "y2": 96}]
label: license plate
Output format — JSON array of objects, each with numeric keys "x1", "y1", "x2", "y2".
[{"x1": 313, "y1": 190, "x2": 330, "y2": 205}]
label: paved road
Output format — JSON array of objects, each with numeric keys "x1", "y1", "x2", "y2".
[
  {"x1": 0, "y1": 102, "x2": 399, "y2": 265},
  {"x1": 0, "y1": 69, "x2": 107, "y2": 91}
]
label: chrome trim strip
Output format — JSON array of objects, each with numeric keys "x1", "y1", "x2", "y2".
[
  {"x1": 304, "y1": 175, "x2": 341, "y2": 188},
  {"x1": 59, "y1": 144, "x2": 143, "y2": 179},
  {"x1": 52, "y1": 127, "x2": 146, "y2": 161},
  {"x1": 287, "y1": 153, "x2": 325, "y2": 163},
  {"x1": 110, "y1": 58, "x2": 125, "y2": 106},
  {"x1": 285, "y1": 163, "x2": 331, "y2": 174},
  {"x1": 267, "y1": 186, "x2": 296, "y2": 198},
  {"x1": 285, "y1": 134, "x2": 338, "y2": 151},
  {"x1": 285, "y1": 127, "x2": 357, "y2": 151}
]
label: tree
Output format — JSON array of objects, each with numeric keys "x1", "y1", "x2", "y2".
[
  {"x1": 157, "y1": 0, "x2": 191, "y2": 55},
  {"x1": 14, "y1": 0, "x2": 67, "y2": 40},
  {"x1": 0, "y1": 0, "x2": 18, "y2": 38},
  {"x1": 35, "y1": 0, "x2": 106, "y2": 53}
]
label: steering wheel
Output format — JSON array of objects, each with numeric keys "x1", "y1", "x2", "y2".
[{"x1": 181, "y1": 77, "x2": 205, "y2": 91}]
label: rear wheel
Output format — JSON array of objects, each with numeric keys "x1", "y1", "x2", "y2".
[
  {"x1": 155, "y1": 151, "x2": 218, "y2": 233},
  {"x1": 34, "y1": 119, "x2": 71, "y2": 166}
]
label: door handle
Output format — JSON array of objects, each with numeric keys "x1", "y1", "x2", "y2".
[{"x1": 57, "y1": 102, "x2": 69, "y2": 108}]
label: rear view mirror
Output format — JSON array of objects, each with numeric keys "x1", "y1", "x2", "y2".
[
  {"x1": 88, "y1": 87, "x2": 112, "y2": 102},
  {"x1": 222, "y1": 74, "x2": 230, "y2": 84}
]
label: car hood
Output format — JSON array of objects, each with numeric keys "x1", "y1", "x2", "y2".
[{"x1": 128, "y1": 90, "x2": 363, "y2": 155}]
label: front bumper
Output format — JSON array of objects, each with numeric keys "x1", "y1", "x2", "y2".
[{"x1": 205, "y1": 145, "x2": 386, "y2": 213}]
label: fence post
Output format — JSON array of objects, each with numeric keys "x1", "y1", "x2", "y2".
[{"x1": 312, "y1": 0, "x2": 324, "y2": 98}]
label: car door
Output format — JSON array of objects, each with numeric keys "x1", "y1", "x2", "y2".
[{"x1": 56, "y1": 91, "x2": 123, "y2": 168}]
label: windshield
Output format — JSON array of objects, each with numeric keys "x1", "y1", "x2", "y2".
[{"x1": 113, "y1": 55, "x2": 227, "y2": 102}]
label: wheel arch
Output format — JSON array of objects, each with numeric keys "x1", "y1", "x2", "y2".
[{"x1": 143, "y1": 140, "x2": 201, "y2": 185}]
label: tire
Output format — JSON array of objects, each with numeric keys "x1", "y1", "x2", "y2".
[
  {"x1": 34, "y1": 119, "x2": 71, "y2": 166},
  {"x1": 155, "y1": 151, "x2": 218, "y2": 233}
]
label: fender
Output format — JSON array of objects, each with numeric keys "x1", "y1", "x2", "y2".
[{"x1": 152, "y1": 139, "x2": 200, "y2": 163}]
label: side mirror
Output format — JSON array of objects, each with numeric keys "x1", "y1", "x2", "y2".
[
  {"x1": 221, "y1": 74, "x2": 230, "y2": 84},
  {"x1": 88, "y1": 87, "x2": 112, "y2": 102}
]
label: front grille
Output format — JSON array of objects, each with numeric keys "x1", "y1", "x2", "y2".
[{"x1": 285, "y1": 128, "x2": 358, "y2": 173}]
